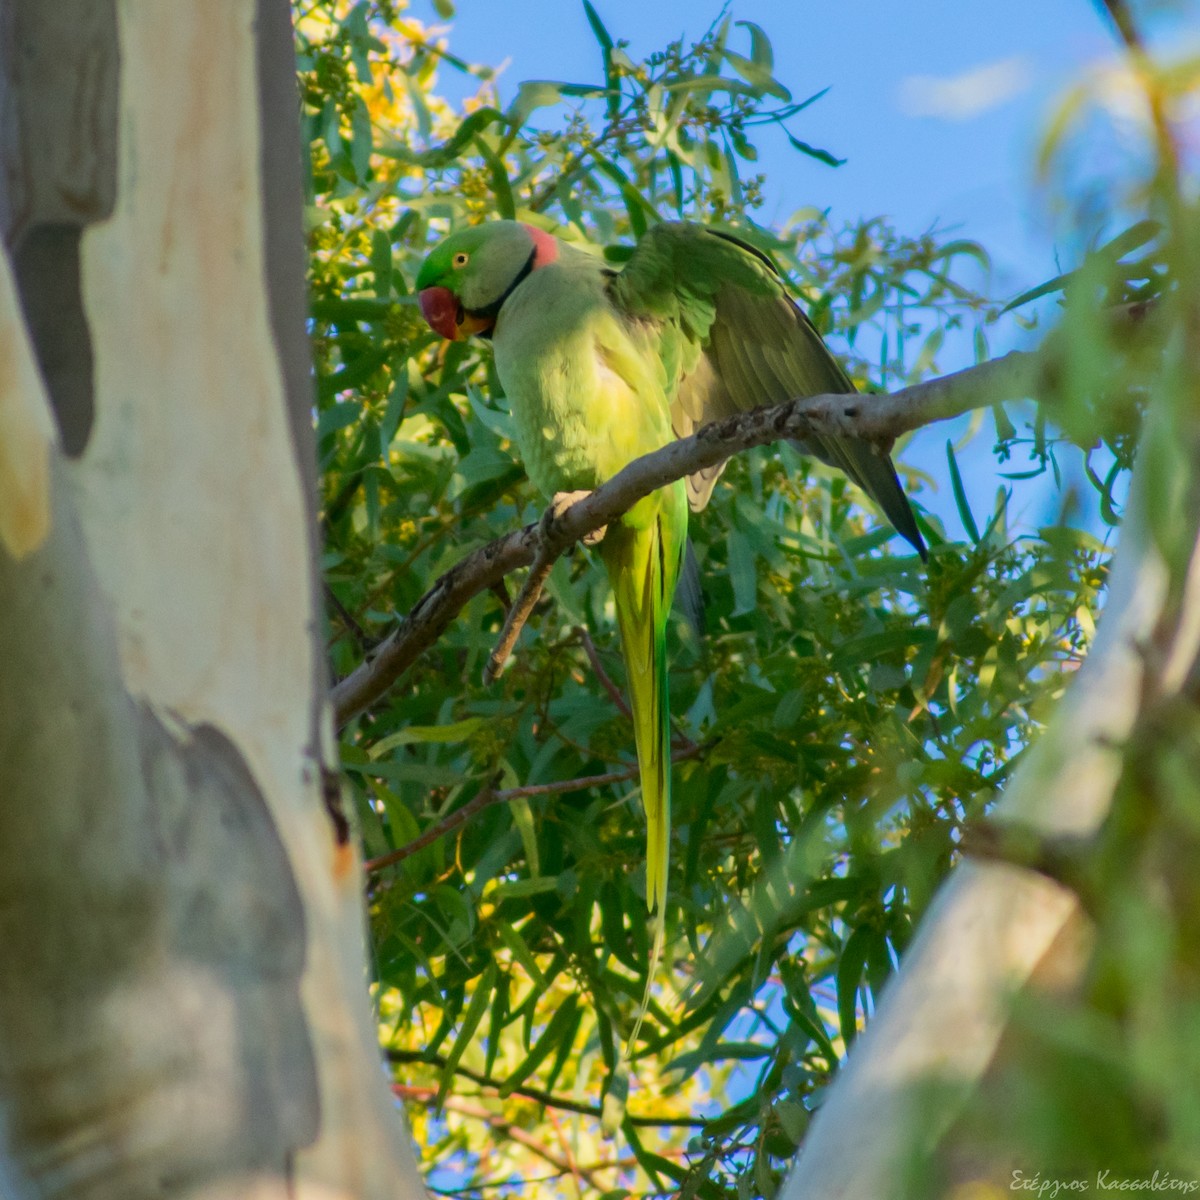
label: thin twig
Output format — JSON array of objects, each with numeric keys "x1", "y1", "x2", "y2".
[
  {"x1": 364, "y1": 782, "x2": 499, "y2": 873},
  {"x1": 331, "y1": 349, "x2": 1041, "y2": 726},
  {"x1": 395, "y1": 1088, "x2": 609, "y2": 1188},
  {"x1": 324, "y1": 583, "x2": 373, "y2": 652},
  {"x1": 427, "y1": 1172, "x2": 576, "y2": 1197},
  {"x1": 364, "y1": 741, "x2": 709, "y2": 873},
  {"x1": 578, "y1": 627, "x2": 631, "y2": 718},
  {"x1": 363, "y1": 775, "x2": 622, "y2": 873},
  {"x1": 388, "y1": 1048, "x2": 706, "y2": 1127},
  {"x1": 1094, "y1": 0, "x2": 1145, "y2": 52},
  {"x1": 484, "y1": 546, "x2": 556, "y2": 683}
]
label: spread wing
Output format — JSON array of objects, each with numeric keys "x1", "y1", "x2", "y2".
[{"x1": 608, "y1": 222, "x2": 926, "y2": 557}]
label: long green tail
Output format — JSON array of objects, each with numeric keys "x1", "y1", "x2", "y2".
[
  {"x1": 599, "y1": 506, "x2": 682, "y2": 1134},
  {"x1": 600, "y1": 512, "x2": 678, "y2": 915}
]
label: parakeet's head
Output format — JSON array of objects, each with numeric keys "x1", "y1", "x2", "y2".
[{"x1": 416, "y1": 220, "x2": 558, "y2": 341}]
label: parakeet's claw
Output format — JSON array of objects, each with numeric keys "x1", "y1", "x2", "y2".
[{"x1": 549, "y1": 490, "x2": 606, "y2": 546}]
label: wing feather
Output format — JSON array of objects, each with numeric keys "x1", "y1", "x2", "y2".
[{"x1": 609, "y1": 223, "x2": 926, "y2": 556}]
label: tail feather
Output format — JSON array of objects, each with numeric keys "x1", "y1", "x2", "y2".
[
  {"x1": 811, "y1": 435, "x2": 928, "y2": 560},
  {"x1": 600, "y1": 507, "x2": 681, "y2": 1135},
  {"x1": 601, "y1": 513, "x2": 678, "y2": 914},
  {"x1": 597, "y1": 496, "x2": 686, "y2": 1135}
]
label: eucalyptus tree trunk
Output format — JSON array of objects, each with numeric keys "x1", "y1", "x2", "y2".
[{"x1": 0, "y1": 2, "x2": 424, "y2": 1197}]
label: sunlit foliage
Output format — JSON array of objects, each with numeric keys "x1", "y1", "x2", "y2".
[{"x1": 292, "y1": 2, "x2": 1177, "y2": 1195}]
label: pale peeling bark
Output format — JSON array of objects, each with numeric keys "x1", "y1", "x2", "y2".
[
  {"x1": 780, "y1": 425, "x2": 1190, "y2": 1197},
  {"x1": 0, "y1": 2, "x2": 424, "y2": 1197}
]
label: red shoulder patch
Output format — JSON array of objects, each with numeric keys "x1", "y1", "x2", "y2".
[{"x1": 523, "y1": 223, "x2": 559, "y2": 268}]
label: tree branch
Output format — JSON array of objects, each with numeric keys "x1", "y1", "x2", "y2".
[
  {"x1": 483, "y1": 543, "x2": 556, "y2": 684},
  {"x1": 578, "y1": 627, "x2": 632, "y2": 718},
  {"x1": 331, "y1": 348, "x2": 1039, "y2": 727},
  {"x1": 387, "y1": 1049, "x2": 706, "y2": 1128},
  {"x1": 363, "y1": 740, "x2": 709, "y2": 874},
  {"x1": 395, "y1": 1088, "x2": 610, "y2": 1188}
]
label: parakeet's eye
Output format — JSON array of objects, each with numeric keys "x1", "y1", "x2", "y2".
[{"x1": 452, "y1": 252, "x2": 469, "y2": 268}]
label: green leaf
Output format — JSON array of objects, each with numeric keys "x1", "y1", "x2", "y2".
[
  {"x1": 469, "y1": 390, "x2": 516, "y2": 440},
  {"x1": 582, "y1": 0, "x2": 621, "y2": 121},
  {"x1": 590, "y1": 152, "x2": 655, "y2": 237},
  {"x1": 729, "y1": 128, "x2": 758, "y2": 162},
  {"x1": 368, "y1": 717, "x2": 485, "y2": 758},
  {"x1": 667, "y1": 151, "x2": 685, "y2": 215},
  {"x1": 830, "y1": 628, "x2": 934, "y2": 669},
  {"x1": 484, "y1": 976, "x2": 510, "y2": 1079},
  {"x1": 310, "y1": 296, "x2": 397, "y2": 323},
  {"x1": 836, "y1": 925, "x2": 872, "y2": 1048},
  {"x1": 666, "y1": 1041, "x2": 771, "y2": 1077},
  {"x1": 492, "y1": 876, "x2": 561, "y2": 901},
  {"x1": 316, "y1": 400, "x2": 361, "y2": 440},
  {"x1": 370, "y1": 229, "x2": 392, "y2": 298},
  {"x1": 344, "y1": 3, "x2": 375, "y2": 82},
  {"x1": 498, "y1": 993, "x2": 580, "y2": 1095},
  {"x1": 727, "y1": 529, "x2": 758, "y2": 616},
  {"x1": 507, "y1": 80, "x2": 607, "y2": 129},
  {"x1": 509, "y1": 79, "x2": 564, "y2": 127},
  {"x1": 782, "y1": 130, "x2": 845, "y2": 168},
  {"x1": 473, "y1": 135, "x2": 515, "y2": 220},
  {"x1": 1098, "y1": 456, "x2": 1125, "y2": 526},
  {"x1": 766, "y1": 86, "x2": 830, "y2": 122},
  {"x1": 1000, "y1": 271, "x2": 1073, "y2": 315},
  {"x1": 752, "y1": 791, "x2": 780, "y2": 864},
  {"x1": 991, "y1": 402, "x2": 1016, "y2": 443},
  {"x1": 582, "y1": 0, "x2": 613, "y2": 53},
  {"x1": 378, "y1": 106, "x2": 504, "y2": 168},
  {"x1": 318, "y1": 344, "x2": 390, "y2": 399},
  {"x1": 370, "y1": 780, "x2": 420, "y2": 848},
  {"x1": 1098, "y1": 217, "x2": 1161, "y2": 261},
  {"x1": 494, "y1": 920, "x2": 547, "y2": 989},
  {"x1": 865, "y1": 929, "x2": 894, "y2": 994},
  {"x1": 438, "y1": 962, "x2": 497, "y2": 1103},
  {"x1": 929, "y1": 238, "x2": 992, "y2": 272},
  {"x1": 602, "y1": 1062, "x2": 629, "y2": 1136},
  {"x1": 705, "y1": 13, "x2": 732, "y2": 71},
  {"x1": 661, "y1": 73, "x2": 759, "y2": 99},
  {"x1": 380, "y1": 371, "x2": 409, "y2": 450},
  {"x1": 599, "y1": 883, "x2": 640, "y2": 972},
  {"x1": 736, "y1": 20, "x2": 774, "y2": 70},
  {"x1": 780, "y1": 960, "x2": 838, "y2": 1064},
  {"x1": 509, "y1": 796, "x2": 539, "y2": 878},
  {"x1": 946, "y1": 439, "x2": 981, "y2": 543},
  {"x1": 624, "y1": 1127, "x2": 687, "y2": 1186},
  {"x1": 1001, "y1": 218, "x2": 1161, "y2": 312},
  {"x1": 349, "y1": 100, "x2": 373, "y2": 182},
  {"x1": 913, "y1": 325, "x2": 945, "y2": 377},
  {"x1": 722, "y1": 49, "x2": 790, "y2": 102}
]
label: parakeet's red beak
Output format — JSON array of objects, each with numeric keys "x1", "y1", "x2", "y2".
[
  {"x1": 419, "y1": 286, "x2": 460, "y2": 340},
  {"x1": 419, "y1": 286, "x2": 495, "y2": 342}
]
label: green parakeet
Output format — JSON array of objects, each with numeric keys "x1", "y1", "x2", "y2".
[{"x1": 416, "y1": 220, "x2": 925, "y2": 920}]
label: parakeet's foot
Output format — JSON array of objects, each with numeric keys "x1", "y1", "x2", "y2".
[{"x1": 549, "y1": 490, "x2": 606, "y2": 546}]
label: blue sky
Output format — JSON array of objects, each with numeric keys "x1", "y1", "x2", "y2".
[
  {"x1": 411, "y1": 0, "x2": 1195, "y2": 541},
  {"x1": 416, "y1": 0, "x2": 1127, "y2": 291}
]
